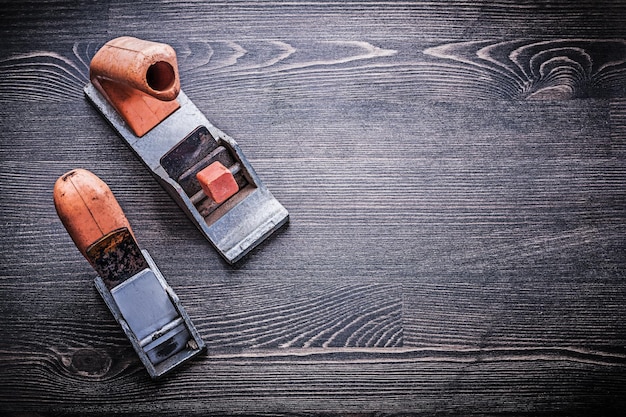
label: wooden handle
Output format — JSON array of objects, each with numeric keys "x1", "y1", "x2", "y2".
[
  {"x1": 53, "y1": 169, "x2": 133, "y2": 260},
  {"x1": 89, "y1": 36, "x2": 180, "y2": 101},
  {"x1": 88, "y1": 36, "x2": 181, "y2": 137}
]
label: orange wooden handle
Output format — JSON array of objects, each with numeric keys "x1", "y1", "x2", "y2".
[
  {"x1": 89, "y1": 36, "x2": 181, "y2": 137},
  {"x1": 89, "y1": 36, "x2": 180, "y2": 101},
  {"x1": 53, "y1": 169, "x2": 133, "y2": 260}
]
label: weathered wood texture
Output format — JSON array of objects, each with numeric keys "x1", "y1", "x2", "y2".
[{"x1": 1, "y1": 0, "x2": 626, "y2": 415}]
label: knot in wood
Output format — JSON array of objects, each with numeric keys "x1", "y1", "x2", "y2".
[{"x1": 69, "y1": 348, "x2": 112, "y2": 377}]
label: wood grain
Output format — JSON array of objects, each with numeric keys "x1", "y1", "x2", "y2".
[
  {"x1": 424, "y1": 39, "x2": 626, "y2": 100},
  {"x1": 1, "y1": 347, "x2": 626, "y2": 415},
  {"x1": 1, "y1": 0, "x2": 626, "y2": 415},
  {"x1": 3, "y1": 37, "x2": 626, "y2": 105}
]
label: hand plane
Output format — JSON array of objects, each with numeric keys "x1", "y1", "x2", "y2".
[
  {"x1": 54, "y1": 168, "x2": 205, "y2": 379},
  {"x1": 84, "y1": 36, "x2": 289, "y2": 264}
]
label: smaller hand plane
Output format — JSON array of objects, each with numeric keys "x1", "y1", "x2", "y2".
[{"x1": 54, "y1": 168, "x2": 205, "y2": 379}]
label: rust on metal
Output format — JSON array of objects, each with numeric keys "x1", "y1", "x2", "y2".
[{"x1": 86, "y1": 228, "x2": 148, "y2": 290}]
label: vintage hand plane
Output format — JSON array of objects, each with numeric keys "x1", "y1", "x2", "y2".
[
  {"x1": 54, "y1": 169, "x2": 205, "y2": 379},
  {"x1": 84, "y1": 36, "x2": 289, "y2": 264}
]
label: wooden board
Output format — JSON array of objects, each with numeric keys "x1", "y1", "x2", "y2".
[{"x1": 1, "y1": 1, "x2": 626, "y2": 415}]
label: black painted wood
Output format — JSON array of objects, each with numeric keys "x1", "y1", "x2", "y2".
[{"x1": 1, "y1": 1, "x2": 626, "y2": 415}]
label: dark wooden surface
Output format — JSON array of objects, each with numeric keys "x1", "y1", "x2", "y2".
[{"x1": 1, "y1": 1, "x2": 626, "y2": 415}]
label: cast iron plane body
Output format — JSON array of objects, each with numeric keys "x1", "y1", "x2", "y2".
[
  {"x1": 84, "y1": 84, "x2": 289, "y2": 264},
  {"x1": 93, "y1": 242, "x2": 205, "y2": 379}
]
